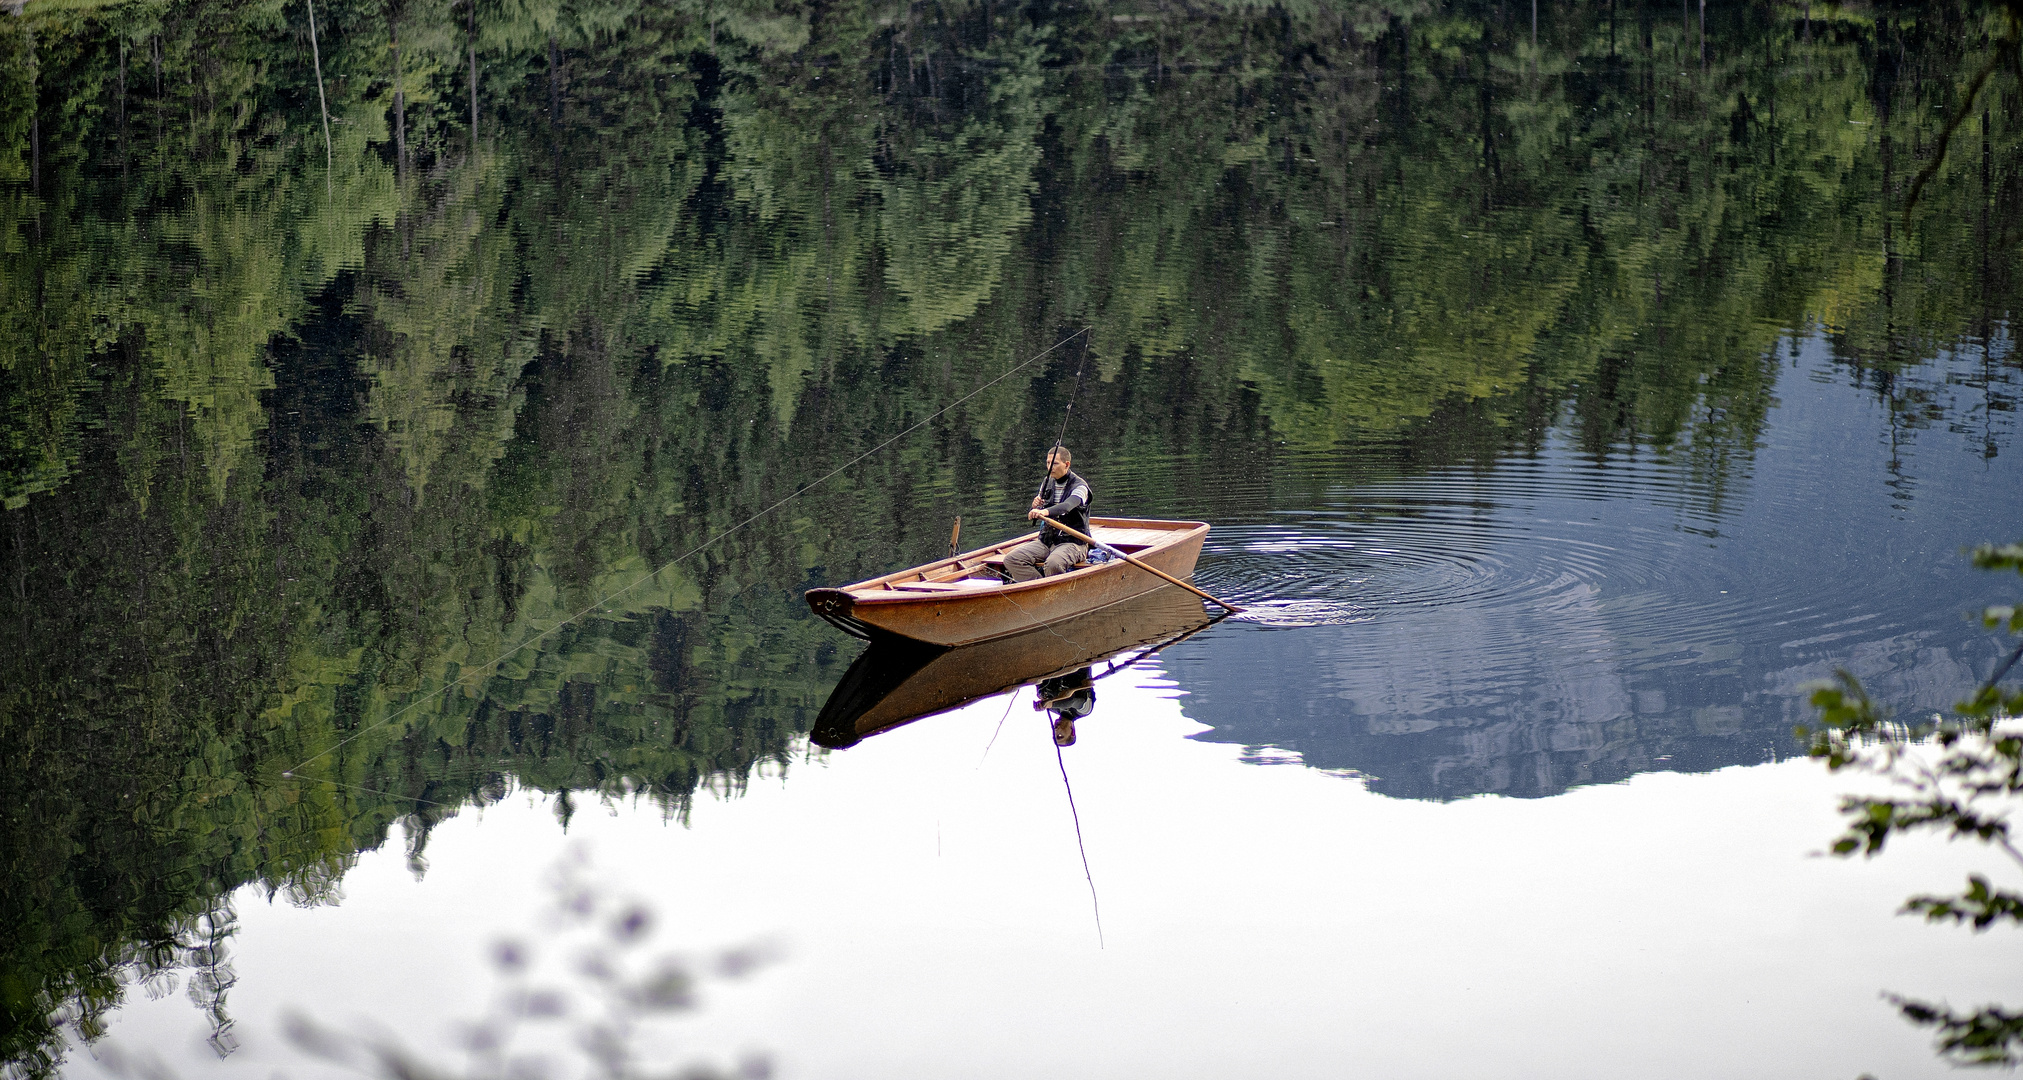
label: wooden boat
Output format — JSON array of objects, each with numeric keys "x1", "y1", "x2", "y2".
[
  {"x1": 812, "y1": 584, "x2": 1216, "y2": 749},
  {"x1": 804, "y1": 516, "x2": 1210, "y2": 647}
]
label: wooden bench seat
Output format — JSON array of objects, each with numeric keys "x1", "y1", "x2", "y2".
[
  {"x1": 1087, "y1": 528, "x2": 1167, "y2": 548},
  {"x1": 886, "y1": 579, "x2": 1002, "y2": 593}
]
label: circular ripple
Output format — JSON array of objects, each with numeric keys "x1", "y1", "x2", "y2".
[
  {"x1": 1229, "y1": 597, "x2": 1378, "y2": 629},
  {"x1": 1183, "y1": 453, "x2": 1886, "y2": 664}
]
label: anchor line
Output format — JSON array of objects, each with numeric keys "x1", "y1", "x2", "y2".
[{"x1": 281, "y1": 328, "x2": 1093, "y2": 780}]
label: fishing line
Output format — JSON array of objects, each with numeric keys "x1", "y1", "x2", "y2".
[
  {"x1": 1055, "y1": 739, "x2": 1105, "y2": 949},
  {"x1": 293, "y1": 772, "x2": 463, "y2": 811},
  {"x1": 976, "y1": 687, "x2": 1023, "y2": 769},
  {"x1": 282, "y1": 327, "x2": 1093, "y2": 780}
]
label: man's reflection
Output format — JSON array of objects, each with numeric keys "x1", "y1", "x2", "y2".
[{"x1": 1035, "y1": 668, "x2": 1097, "y2": 746}]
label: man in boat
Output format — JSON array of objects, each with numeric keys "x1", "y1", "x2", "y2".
[{"x1": 1005, "y1": 446, "x2": 1091, "y2": 581}]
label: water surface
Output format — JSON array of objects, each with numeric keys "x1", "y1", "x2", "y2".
[{"x1": 2, "y1": 0, "x2": 2021, "y2": 1075}]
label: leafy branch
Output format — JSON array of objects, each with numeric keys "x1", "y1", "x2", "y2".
[
  {"x1": 1801, "y1": 542, "x2": 2023, "y2": 1066},
  {"x1": 282, "y1": 852, "x2": 776, "y2": 1080}
]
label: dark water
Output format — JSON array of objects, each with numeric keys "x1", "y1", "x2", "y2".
[{"x1": 2, "y1": 0, "x2": 2021, "y2": 1072}]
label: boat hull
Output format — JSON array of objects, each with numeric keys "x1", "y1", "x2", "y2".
[
  {"x1": 805, "y1": 516, "x2": 1209, "y2": 647},
  {"x1": 812, "y1": 585, "x2": 1214, "y2": 748}
]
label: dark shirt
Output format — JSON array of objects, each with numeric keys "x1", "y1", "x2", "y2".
[{"x1": 1037, "y1": 469, "x2": 1092, "y2": 545}]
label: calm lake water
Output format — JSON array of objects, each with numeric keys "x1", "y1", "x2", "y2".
[{"x1": 4, "y1": 1, "x2": 2022, "y2": 1076}]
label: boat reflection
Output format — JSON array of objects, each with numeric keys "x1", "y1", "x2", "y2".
[{"x1": 812, "y1": 585, "x2": 1217, "y2": 749}]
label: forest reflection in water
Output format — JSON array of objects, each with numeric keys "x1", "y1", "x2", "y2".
[{"x1": 2, "y1": 0, "x2": 2022, "y2": 1073}]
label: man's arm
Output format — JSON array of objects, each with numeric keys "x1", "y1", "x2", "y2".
[
  {"x1": 1033, "y1": 481, "x2": 1088, "y2": 519},
  {"x1": 1049, "y1": 481, "x2": 1089, "y2": 515}
]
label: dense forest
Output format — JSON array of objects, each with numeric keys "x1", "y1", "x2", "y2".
[{"x1": 2, "y1": 0, "x2": 2019, "y2": 1072}]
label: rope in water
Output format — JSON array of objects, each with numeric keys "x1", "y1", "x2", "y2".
[{"x1": 282, "y1": 327, "x2": 1094, "y2": 780}]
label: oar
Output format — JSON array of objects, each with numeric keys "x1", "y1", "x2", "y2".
[{"x1": 1039, "y1": 519, "x2": 1244, "y2": 614}]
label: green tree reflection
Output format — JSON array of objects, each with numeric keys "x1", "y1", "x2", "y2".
[{"x1": 1, "y1": 0, "x2": 2019, "y2": 1073}]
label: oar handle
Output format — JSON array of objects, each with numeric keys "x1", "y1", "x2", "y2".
[{"x1": 1039, "y1": 519, "x2": 1244, "y2": 614}]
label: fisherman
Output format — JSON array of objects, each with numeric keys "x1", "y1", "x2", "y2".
[{"x1": 1005, "y1": 446, "x2": 1091, "y2": 581}]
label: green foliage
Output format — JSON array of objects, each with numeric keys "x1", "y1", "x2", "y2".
[
  {"x1": 0, "y1": 0, "x2": 2020, "y2": 1074},
  {"x1": 1803, "y1": 541, "x2": 2023, "y2": 1066},
  {"x1": 1905, "y1": 874, "x2": 2023, "y2": 930},
  {"x1": 1889, "y1": 1000, "x2": 2023, "y2": 1069}
]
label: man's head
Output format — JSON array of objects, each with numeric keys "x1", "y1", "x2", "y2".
[{"x1": 1044, "y1": 445, "x2": 1072, "y2": 479}]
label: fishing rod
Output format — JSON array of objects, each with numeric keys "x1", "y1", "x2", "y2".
[
  {"x1": 1034, "y1": 330, "x2": 1094, "y2": 502},
  {"x1": 1051, "y1": 333, "x2": 1092, "y2": 466},
  {"x1": 1027, "y1": 329, "x2": 1244, "y2": 614}
]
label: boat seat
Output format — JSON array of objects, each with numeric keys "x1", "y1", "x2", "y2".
[
  {"x1": 1088, "y1": 529, "x2": 1164, "y2": 549},
  {"x1": 889, "y1": 580, "x2": 999, "y2": 593}
]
